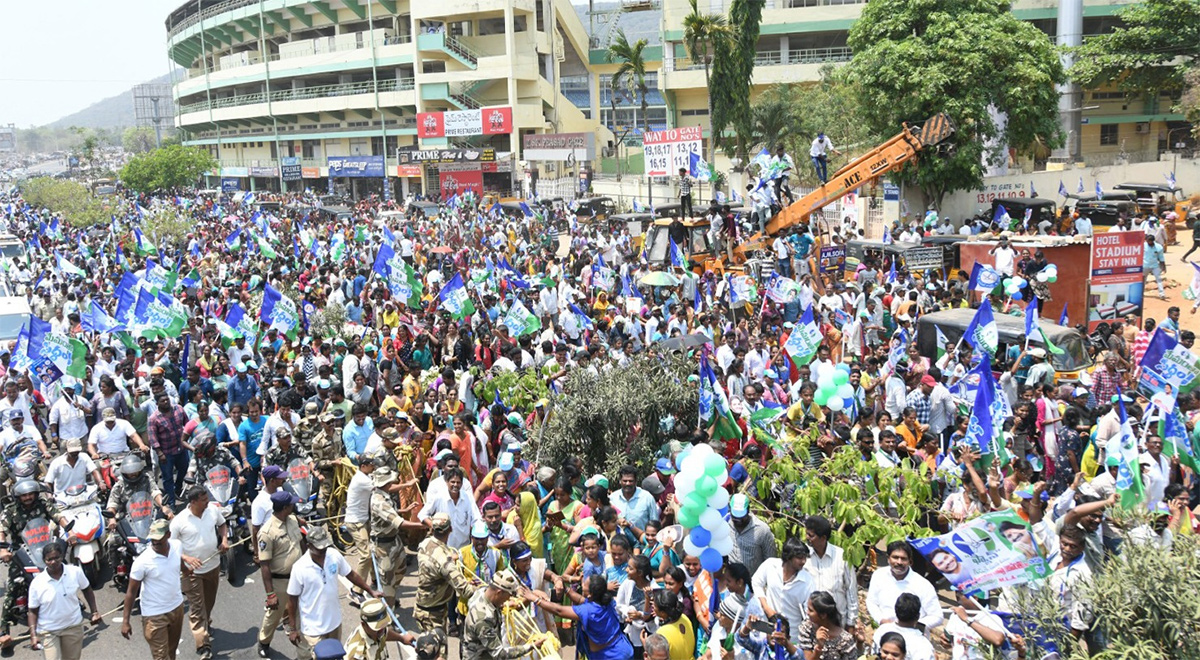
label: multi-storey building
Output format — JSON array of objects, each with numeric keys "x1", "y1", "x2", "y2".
[{"x1": 166, "y1": 0, "x2": 606, "y2": 197}]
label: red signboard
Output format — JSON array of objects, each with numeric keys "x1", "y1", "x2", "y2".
[
  {"x1": 417, "y1": 107, "x2": 513, "y2": 138},
  {"x1": 396, "y1": 165, "x2": 423, "y2": 178},
  {"x1": 439, "y1": 169, "x2": 484, "y2": 196},
  {"x1": 1088, "y1": 231, "x2": 1145, "y2": 331}
]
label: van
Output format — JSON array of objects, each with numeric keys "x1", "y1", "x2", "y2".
[
  {"x1": 915, "y1": 308, "x2": 1092, "y2": 382},
  {"x1": 0, "y1": 234, "x2": 26, "y2": 262},
  {"x1": 0, "y1": 297, "x2": 31, "y2": 342}
]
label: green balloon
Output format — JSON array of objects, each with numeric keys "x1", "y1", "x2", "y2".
[
  {"x1": 833, "y1": 371, "x2": 850, "y2": 386},
  {"x1": 677, "y1": 507, "x2": 700, "y2": 528},
  {"x1": 703, "y1": 454, "x2": 727, "y2": 477},
  {"x1": 814, "y1": 391, "x2": 830, "y2": 407},
  {"x1": 695, "y1": 475, "x2": 717, "y2": 498},
  {"x1": 1047, "y1": 275, "x2": 1057, "y2": 283},
  {"x1": 686, "y1": 491, "x2": 709, "y2": 510}
]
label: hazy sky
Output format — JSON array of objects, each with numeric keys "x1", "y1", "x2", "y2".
[{"x1": 0, "y1": 1, "x2": 171, "y2": 128}]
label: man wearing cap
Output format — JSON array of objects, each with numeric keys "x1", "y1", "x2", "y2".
[
  {"x1": 312, "y1": 410, "x2": 346, "y2": 510},
  {"x1": 344, "y1": 597, "x2": 420, "y2": 660},
  {"x1": 1024, "y1": 347, "x2": 1054, "y2": 389},
  {"x1": 170, "y1": 485, "x2": 228, "y2": 660},
  {"x1": 264, "y1": 426, "x2": 309, "y2": 470},
  {"x1": 727, "y1": 493, "x2": 777, "y2": 576},
  {"x1": 416, "y1": 512, "x2": 479, "y2": 652},
  {"x1": 45, "y1": 437, "x2": 105, "y2": 500},
  {"x1": 87, "y1": 407, "x2": 148, "y2": 461},
  {"x1": 256, "y1": 488, "x2": 304, "y2": 657},
  {"x1": 252, "y1": 464, "x2": 290, "y2": 556},
  {"x1": 459, "y1": 521, "x2": 508, "y2": 620},
  {"x1": 228, "y1": 362, "x2": 260, "y2": 408},
  {"x1": 287, "y1": 526, "x2": 382, "y2": 660},
  {"x1": 294, "y1": 402, "x2": 323, "y2": 450},
  {"x1": 120, "y1": 519, "x2": 187, "y2": 660},
  {"x1": 369, "y1": 467, "x2": 417, "y2": 597},
  {"x1": 462, "y1": 571, "x2": 542, "y2": 660}
]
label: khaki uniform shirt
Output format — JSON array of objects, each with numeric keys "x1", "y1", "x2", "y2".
[
  {"x1": 415, "y1": 536, "x2": 475, "y2": 609},
  {"x1": 344, "y1": 623, "x2": 390, "y2": 660},
  {"x1": 462, "y1": 588, "x2": 533, "y2": 660},
  {"x1": 257, "y1": 514, "x2": 303, "y2": 576},
  {"x1": 369, "y1": 489, "x2": 404, "y2": 540}
]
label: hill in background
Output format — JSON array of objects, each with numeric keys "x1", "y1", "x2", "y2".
[{"x1": 46, "y1": 71, "x2": 180, "y2": 130}]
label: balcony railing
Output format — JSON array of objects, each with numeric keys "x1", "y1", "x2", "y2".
[
  {"x1": 169, "y1": 0, "x2": 259, "y2": 38},
  {"x1": 184, "y1": 35, "x2": 413, "y2": 80},
  {"x1": 668, "y1": 46, "x2": 852, "y2": 72},
  {"x1": 186, "y1": 117, "x2": 418, "y2": 142},
  {"x1": 179, "y1": 78, "x2": 415, "y2": 114}
]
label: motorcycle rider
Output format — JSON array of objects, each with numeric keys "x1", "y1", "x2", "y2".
[
  {"x1": 105, "y1": 455, "x2": 173, "y2": 569},
  {"x1": 189, "y1": 433, "x2": 245, "y2": 494},
  {"x1": 0, "y1": 409, "x2": 50, "y2": 461},
  {"x1": 0, "y1": 480, "x2": 72, "y2": 651},
  {"x1": 263, "y1": 427, "x2": 309, "y2": 470},
  {"x1": 45, "y1": 439, "x2": 106, "y2": 502},
  {"x1": 86, "y1": 407, "x2": 148, "y2": 461}
]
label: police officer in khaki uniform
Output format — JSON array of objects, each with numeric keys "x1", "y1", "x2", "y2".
[
  {"x1": 293, "y1": 402, "x2": 322, "y2": 451},
  {"x1": 462, "y1": 572, "x2": 543, "y2": 660},
  {"x1": 256, "y1": 490, "x2": 304, "y2": 658},
  {"x1": 367, "y1": 468, "x2": 409, "y2": 599},
  {"x1": 311, "y1": 410, "x2": 345, "y2": 511},
  {"x1": 414, "y1": 513, "x2": 479, "y2": 659},
  {"x1": 343, "y1": 598, "x2": 418, "y2": 660}
]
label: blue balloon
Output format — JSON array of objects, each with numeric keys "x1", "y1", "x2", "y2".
[
  {"x1": 717, "y1": 506, "x2": 730, "y2": 517},
  {"x1": 675, "y1": 446, "x2": 692, "y2": 471},
  {"x1": 700, "y1": 547, "x2": 724, "y2": 572},
  {"x1": 690, "y1": 527, "x2": 712, "y2": 547},
  {"x1": 1018, "y1": 280, "x2": 1028, "y2": 289},
  {"x1": 1012, "y1": 291, "x2": 1024, "y2": 301},
  {"x1": 843, "y1": 397, "x2": 855, "y2": 410},
  {"x1": 835, "y1": 364, "x2": 851, "y2": 374}
]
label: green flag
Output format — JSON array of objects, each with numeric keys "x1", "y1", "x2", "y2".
[
  {"x1": 257, "y1": 235, "x2": 278, "y2": 260},
  {"x1": 502, "y1": 300, "x2": 541, "y2": 336}
]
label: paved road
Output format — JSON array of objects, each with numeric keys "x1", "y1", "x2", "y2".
[{"x1": 23, "y1": 161, "x2": 67, "y2": 178}]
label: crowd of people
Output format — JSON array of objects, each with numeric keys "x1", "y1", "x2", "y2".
[{"x1": 0, "y1": 178, "x2": 1193, "y2": 660}]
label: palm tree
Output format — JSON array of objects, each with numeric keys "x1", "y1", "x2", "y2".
[
  {"x1": 606, "y1": 29, "x2": 651, "y2": 135},
  {"x1": 683, "y1": 0, "x2": 734, "y2": 160}
]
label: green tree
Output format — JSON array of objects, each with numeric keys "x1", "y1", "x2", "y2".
[
  {"x1": 683, "y1": 0, "x2": 735, "y2": 162},
  {"x1": 845, "y1": 0, "x2": 1065, "y2": 205},
  {"x1": 70, "y1": 126, "x2": 101, "y2": 171},
  {"x1": 143, "y1": 206, "x2": 194, "y2": 250},
  {"x1": 710, "y1": 0, "x2": 764, "y2": 159},
  {"x1": 1071, "y1": 0, "x2": 1200, "y2": 99},
  {"x1": 119, "y1": 145, "x2": 216, "y2": 193},
  {"x1": 122, "y1": 127, "x2": 157, "y2": 154},
  {"x1": 606, "y1": 30, "x2": 652, "y2": 134},
  {"x1": 19, "y1": 177, "x2": 111, "y2": 228}
]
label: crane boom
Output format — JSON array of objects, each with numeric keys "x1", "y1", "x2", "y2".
[{"x1": 735, "y1": 113, "x2": 955, "y2": 260}]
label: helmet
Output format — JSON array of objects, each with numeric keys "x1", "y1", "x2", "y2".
[
  {"x1": 194, "y1": 435, "x2": 216, "y2": 459},
  {"x1": 120, "y1": 455, "x2": 147, "y2": 481},
  {"x1": 13, "y1": 479, "x2": 41, "y2": 497}
]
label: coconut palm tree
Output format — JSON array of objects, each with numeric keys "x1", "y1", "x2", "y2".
[
  {"x1": 606, "y1": 29, "x2": 651, "y2": 135},
  {"x1": 683, "y1": 0, "x2": 734, "y2": 159}
]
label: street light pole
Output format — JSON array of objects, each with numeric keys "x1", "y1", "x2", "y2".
[{"x1": 1168, "y1": 126, "x2": 1193, "y2": 176}]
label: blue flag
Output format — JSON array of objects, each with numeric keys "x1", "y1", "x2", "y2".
[
  {"x1": 1024, "y1": 297, "x2": 1040, "y2": 341},
  {"x1": 301, "y1": 300, "x2": 315, "y2": 331},
  {"x1": 179, "y1": 334, "x2": 191, "y2": 375},
  {"x1": 1095, "y1": 181, "x2": 1103, "y2": 198},
  {"x1": 1029, "y1": 181, "x2": 1037, "y2": 198},
  {"x1": 886, "y1": 259, "x2": 897, "y2": 284},
  {"x1": 1167, "y1": 171, "x2": 1178, "y2": 189},
  {"x1": 1058, "y1": 180, "x2": 1068, "y2": 198},
  {"x1": 693, "y1": 280, "x2": 702, "y2": 313},
  {"x1": 967, "y1": 262, "x2": 1001, "y2": 292},
  {"x1": 382, "y1": 226, "x2": 397, "y2": 246},
  {"x1": 992, "y1": 204, "x2": 1009, "y2": 225},
  {"x1": 963, "y1": 303, "x2": 999, "y2": 355},
  {"x1": 669, "y1": 236, "x2": 686, "y2": 268},
  {"x1": 963, "y1": 354, "x2": 998, "y2": 453},
  {"x1": 882, "y1": 226, "x2": 893, "y2": 245},
  {"x1": 568, "y1": 303, "x2": 594, "y2": 330},
  {"x1": 292, "y1": 236, "x2": 301, "y2": 259},
  {"x1": 1058, "y1": 302, "x2": 1069, "y2": 326},
  {"x1": 82, "y1": 301, "x2": 123, "y2": 335},
  {"x1": 518, "y1": 201, "x2": 534, "y2": 218},
  {"x1": 1077, "y1": 177, "x2": 1084, "y2": 194}
]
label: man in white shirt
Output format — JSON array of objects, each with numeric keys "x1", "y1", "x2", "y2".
[
  {"x1": 88, "y1": 407, "x2": 147, "y2": 459},
  {"x1": 287, "y1": 526, "x2": 381, "y2": 660},
  {"x1": 27, "y1": 540, "x2": 102, "y2": 658},
  {"x1": 873, "y1": 593, "x2": 937, "y2": 660},
  {"x1": 865, "y1": 541, "x2": 942, "y2": 631},
  {"x1": 251, "y1": 465, "x2": 289, "y2": 555},
  {"x1": 989, "y1": 237, "x2": 1016, "y2": 276},
  {"x1": 45, "y1": 439, "x2": 103, "y2": 500},
  {"x1": 772, "y1": 235, "x2": 792, "y2": 278},
  {"x1": 257, "y1": 398, "x2": 300, "y2": 458},
  {"x1": 343, "y1": 457, "x2": 376, "y2": 599},
  {"x1": 809, "y1": 133, "x2": 840, "y2": 184},
  {"x1": 1140, "y1": 436, "x2": 1172, "y2": 506},
  {"x1": 170, "y1": 485, "x2": 228, "y2": 660},
  {"x1": 418, "y1": 467, "x2": 481, "y2": 550},
  {"x1": 751, "y1": 537, "x2": 814, "y2": 643},
  {"x1": 804, "y1": 517, "x2": 859, "y2": 630},
  {"x1": 48, "y1": 386, "x2": 91, "y2": 449},
  {"x1": 120, "y1": 519, "x2": 187, "y2": 660},
  {"x1": 0, "y1": 410, "x2": 48, "y2": 459}
]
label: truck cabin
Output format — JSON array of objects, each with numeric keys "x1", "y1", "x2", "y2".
[{"x1": 644, "y1": 218, "x2": 714, "y2": 267}]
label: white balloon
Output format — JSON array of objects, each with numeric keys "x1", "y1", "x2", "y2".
[
  {"x1": 828, "y1": 397, "x2": 845, "y2": 411},
  {"x1": 681, "y1": 458, "x2": 705, "y2": 478},
  {"x1": 707, "y1": 487, "x2": 730, "y2": 510},
  {"x1": 711, "y1": 535, "x2": 734, "y2": 556},
  {"x1": 699, "y1": 508, "x2": 725, "y2": 531},
  {"x1": 674, "y1": 472, "x2": 698, "y2": 496},
  {"x1": 691, "y1": 443, "x2": 715, "y2": 458},
  {"x1": 714, "y1": 469, "x2": 729, "y2": 487},
  {"x1": 683, "y1": 535, "x2": 704, "y2": 558},
  {"x1": 708, "y1": 521, "x2": 731, "y2": 541}
]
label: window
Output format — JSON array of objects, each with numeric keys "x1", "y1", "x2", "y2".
[
  {"x1": 681, "y1": 108, "x2": 709, "y2": 116},
  {"x1": 1091, "y1": 91, "x2": 1125, "y2": 101},
  {"x1": 302, "y1": 140, "x2": 319, "y2": 159},
  {"x1": 1100, "y1": 124, "x2": 1118, "y2": 146}
]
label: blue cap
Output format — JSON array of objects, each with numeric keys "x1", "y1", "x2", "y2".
[
  {"x1": 314, "y1": 638, "x2": 346, "y2": 659},
  {"x1": 655, "y1": 458, "x2": 676, "y2": 475}
]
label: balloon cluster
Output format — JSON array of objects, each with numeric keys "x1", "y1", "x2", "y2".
[
  {"x1": 1002, "y1": 276, "x2": 1029, "y2": 301},
  {"x1": 673, "y1": 444, "x2": 732, "y2": 573},
  {"x1": 813, "y1": 363, "x2": 855, "y2": 412},
  {"x1": 1034, "y1": 264, "x2": 1058, "y2": 284}
]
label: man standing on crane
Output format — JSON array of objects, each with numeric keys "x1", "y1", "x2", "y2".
[
  {"x1": 770, "y1": 145, "x2": 796, "y2": 206},
  {"x1": 810, "y1": 132, "x2": 842, "y2": 184}
]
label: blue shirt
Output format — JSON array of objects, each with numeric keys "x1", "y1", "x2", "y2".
[
  {"x1": 1145, "y1": 243, "x2": 1165, "y2": 270},
  {"x1": 342, "y1": 418, "x2": 375, "y2": 462},
  {"x1": 345, "y1": 302, "x2": 364, "y2": 323},
  {"x1": 177, "y1": 377, "x2": 213, "y2": 406},
  {"x1": 227, "y1": 375, "x2": 259, "y2": 407},
  {"x1": 610, "y1": 488, "x2": 660, "y2": 533},
  {"x1": 571, "y1": 601, "x2": 635, "y2": 660},
  {"x1": 353, "y1": 274, "x2": 367, "y2": 298},
  {"x1": 237, "y1": 417, "x2": 267, "y2": 468}
]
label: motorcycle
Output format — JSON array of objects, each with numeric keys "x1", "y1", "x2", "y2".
[
  {"x1": 95, "y1": 451, "x2": 131, "y2": 490},
  {"x1": 57, "y1": 483, "x2": 105, "y2": 588},
  {"x1": 8, "y1": 515, "x2": 56, "y2": 625},
  {"x1": 0, "y1": 440, "x2": 43, "y2": 496},
  {"x1": 109, "y1": 491, "x2": 154, "y2": 592},
  {"x1": 200, "y1": 463, "x2": 246, "y2": 584},
  {"x1": 282, "y1": 457, "x2": 319, "y2": 518}
]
